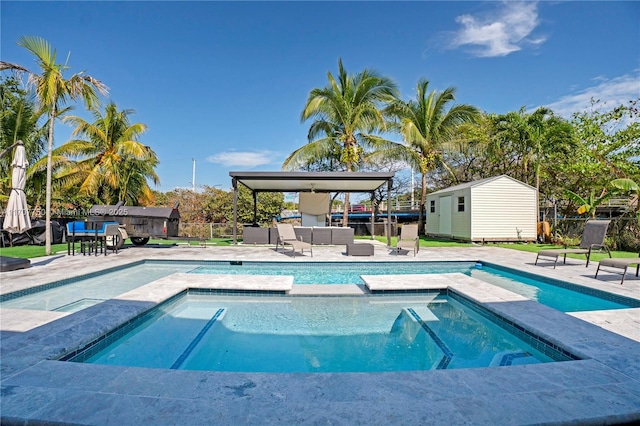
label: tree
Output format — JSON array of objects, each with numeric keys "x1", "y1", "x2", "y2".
[
  {"x1": 487, "y1": 107, "x2": 575, "y2": 195},
  {"x1": 283, "y1": 59, "x2": 399, "y2": 225},
  {"x1": 381, "y1": 79, "x2": 480, "y2": 233},
  {"x1": 550, "y1": 99, "x2": 640, "y2": 216},
  {"x1": 55, "y1": 101, "x2": 159, "y2": 205},
  {"x1": 1, "y1": 36, "x2": 107, "y2": 254},
  {"x1": 610, "y1": 178, "x2": 640, "y2": 223},
  {"x1": 0, "y1": 76, "x2": 47, "y2": 203},
  {"x1": 563, "y1": 188, "x2": 612, "y2": 218},
  {"x1": 206, "y1": 186, "x2": 284, "y2": 225}
]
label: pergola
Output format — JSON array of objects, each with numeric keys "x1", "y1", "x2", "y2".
[{"x1": 229, "y1": 171, "x2": 395, "y2": 245}]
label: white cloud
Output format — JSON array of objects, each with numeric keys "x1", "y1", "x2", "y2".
[
  {"x1": 207, "y1": 150, "x2": 280, "y2": 168},
  {"x1": 543, "y1": 71, "x2": 640, "y2": 118},
  {"x1": 448, "y1": 2, "x2": 545, "y2": 58}
]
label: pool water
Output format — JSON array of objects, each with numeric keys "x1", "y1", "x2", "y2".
[
  {"x1": 72, "y1": 294, "x2": 563, "y2": 373},
  {"x1": 0, "y1": 263, "x2": 194, "y2": 312},
  {"x1": 190, "y1": 261, "x2": 635, "y2": 312},
  {"x1": 2, "y1": 261, "x2": 636, "y2": 314},
  {"x1": 189, "y1": 261, "x2": 477, "y2": 284},
  {"x1": 468, "y1": 267, "x2": 629, "y2": 312}
]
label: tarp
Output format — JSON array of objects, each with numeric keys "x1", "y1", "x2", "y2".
[
  {"x1": 30, "y1": 220, "x2": 64, "y2": 245},
  {"x1": 1, "y1": 219, "x2": 64, "y2": 246}
]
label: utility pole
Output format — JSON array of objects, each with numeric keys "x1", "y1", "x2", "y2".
[
  {"x1": 192, "y1": 158, "x2": 196, "y2": 192},
  {"x1": 410, "y1": 169, "x2": 415, "y2": 209}
]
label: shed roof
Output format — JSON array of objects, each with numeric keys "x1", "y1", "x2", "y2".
[
  {"x1": 229, "y1": 171, "x2": 395, "y2": 193},
  {"x1": 428, "y1": 175, "x2": 536, "y2": 196}
]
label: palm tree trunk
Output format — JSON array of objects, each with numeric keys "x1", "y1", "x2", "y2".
[
  {"x1": 45, "y1": 109, "x2": 55, "y2": 255},
  {"x1": 0, "y1": 141, "x2": 22, "y2": 160},
  {"x1": 343, "y1": 161, "x2": 351, "y2": 226},
  {"x1": 419, "y1": 172, "x2": 427, "y2": 235}
]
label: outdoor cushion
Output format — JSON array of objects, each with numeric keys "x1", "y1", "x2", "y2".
[
  {"x1": 347, "y1": 243, "x2": 374, "y2": 256},
  {"x1": 0, "y1": 256, "x2": 30, "y2": 272}
]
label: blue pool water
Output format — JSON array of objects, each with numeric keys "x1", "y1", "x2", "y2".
[
  {"x1": 189, "y1": 261, "x2": 636, "y2": 313},
  {"x1": 190, "y1": 261, "x2": 475, "y2": 284},
  {"x1": 2, "y1": 260, "x2": 637, "y2": 314},
  {"x1": 71, "y1": 293, "x2": 566, "y2": 373},
  {"x1": 0, "y1": 263, "x2": 194, "y2": 312}
]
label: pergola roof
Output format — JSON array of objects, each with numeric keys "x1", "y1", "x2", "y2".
[{"x1": 229, "y1": 171, "x2": 395, "y2": 193}]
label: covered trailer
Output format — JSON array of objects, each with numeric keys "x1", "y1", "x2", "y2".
[{"x1": 88, "y1": 203, "x2": 180, "y2": 247}]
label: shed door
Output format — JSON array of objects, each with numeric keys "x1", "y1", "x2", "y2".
[{"x1": 439, "y1": 196, "x2": 452, "y2": 235}]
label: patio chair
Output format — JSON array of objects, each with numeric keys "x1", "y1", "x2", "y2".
[
  {"x1": 276, "y1": 223, "x2": 313, "y2": 258},
  {"x1": 595, "y1": 253, "x2": 640, "y2": 285},
  {"x1": 67, "y1": 221, "x2": 96, "y2": 256},
  {"x1": 535, "y1": 220, "x2": 611, "y2": 268},
  {"x1": 396, "y1": 224, "x2": 419, "y2": 256}
]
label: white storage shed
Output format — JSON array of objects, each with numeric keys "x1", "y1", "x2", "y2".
[{"x1": 425, "y1": 175, "x2": 537, "y2": 242}]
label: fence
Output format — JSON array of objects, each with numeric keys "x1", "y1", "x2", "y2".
[
  {"x1": 179, "y1": 223, "x2": 235, "y2": 239},
  {"x1": 182, "y1": 215, "x2": 639, "y2": 250},
  {"x1": 179, "y1": 221, "x2": 398, "y2": 240}
]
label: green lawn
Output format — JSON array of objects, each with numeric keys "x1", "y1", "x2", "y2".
[
  {"x1": 371, "y1": 235, "x2": 471, "y2": 248},
  {"x1": 0, "y1": 238, "x2": 234, "y2": 258},
  {"x1": 493, "y1": 242, "x2": 638, "y2": 262},
  {"x1": 0, "y1": 243, "x2": 70, "y2": 258},
  {"x1": 0, "y1": 236, "x2": 634, "y2": 261}
]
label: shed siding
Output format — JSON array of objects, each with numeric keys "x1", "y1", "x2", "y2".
[
  {"x1": 451, "y1": 189, "x2": 472, "y2": 239},
  {"x1": 426, "y1": 175, "x2": 537, "y2": 241},
  {"x1": 470, "y1": 178, "x2": 537, "y2": 240}
]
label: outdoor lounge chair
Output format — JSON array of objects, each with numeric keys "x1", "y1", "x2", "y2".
[
  {"x1": 276, "y1": 223, "x2": 313, "y2": 258},
  {"x1": 595, "y1": 253, "x2": 640, "y2": 284},
  {"x1": 396, "y1": 224, "x2": 419, "y2": 256},
  {"x1": 535, "y1": 220, "x2": 611, "y2": 268}
]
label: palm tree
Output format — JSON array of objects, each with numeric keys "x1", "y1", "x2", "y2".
[
  {"x1": 490, "y1": 107, "x2": 575, "y2": 193},
  {"x1": 382, "y1": 79, "x2": 479, "y2": 233},
  {"x1": 0, "y1": 77, "x2": 47, "y2": 201},
  {"x1": 283, "y1": 59, "x2": 398, "y2": 225},
  {"x1": 56, "y1": 101, "x2": 159, "y2": 206},
  {"x1": 1, "y1": 36, "x2": 107, "y2": 254}
]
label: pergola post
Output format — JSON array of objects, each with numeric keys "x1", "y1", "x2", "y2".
[
  {"x1": 370, "y1": 191, "x2": 375, "y2": 240},
  {"x1": 387, "y1": 178, "x2": 392, "y2": 247},
  {"x1": 252, "y1": 190, "x2": 258, "y2": 226},
  {"x1": 232, "y1": 178, "x2": 238, "y2": 244}
]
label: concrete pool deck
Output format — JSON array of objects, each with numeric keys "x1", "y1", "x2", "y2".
[{"x1": 1, "y1": 242, "x2": 639, "y2": 425}]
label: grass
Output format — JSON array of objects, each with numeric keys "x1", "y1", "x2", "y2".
[
  {"x1": 493, "y1": 242, "x2": 638, "y2": 263},
  {"x1": 371, "y1": 235, "x2": 472, "y2": 247},
  {"x1": 0, "y1": 238, "x2": 234, "y2": 258},
  {"x1": 1, "y1": 235, "x2": 635, "y2": 262},
  {"x1": 0, "y1": 243, "x2": 70, "y2": 258}
]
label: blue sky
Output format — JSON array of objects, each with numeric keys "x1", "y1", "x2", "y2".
[{"x1": 2, "y1": 1, "x2": 639, "y2": 194}]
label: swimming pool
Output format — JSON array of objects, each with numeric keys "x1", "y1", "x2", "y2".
[
  {"x1": 2, "y1": 260, "x2": 637, "y2": 313},
  {"x1": 66, "y1": 292, "x2": 573, "y2": 372}
]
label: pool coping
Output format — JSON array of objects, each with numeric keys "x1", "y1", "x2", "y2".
[{"x1": 2, "y1": 266, "x2": 640, "y2": 424}]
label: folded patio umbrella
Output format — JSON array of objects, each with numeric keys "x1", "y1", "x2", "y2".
[{"x1": 3, "y1": 140, "x2": 31, "y2": 235}]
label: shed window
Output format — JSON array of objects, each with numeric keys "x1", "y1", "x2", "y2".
[
  {"x1": 457, "y1": 196, "x2": 465, "y2": 212},
  {"x1": 430, "y1": 200, "x2": 435, "y2": 213}
]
